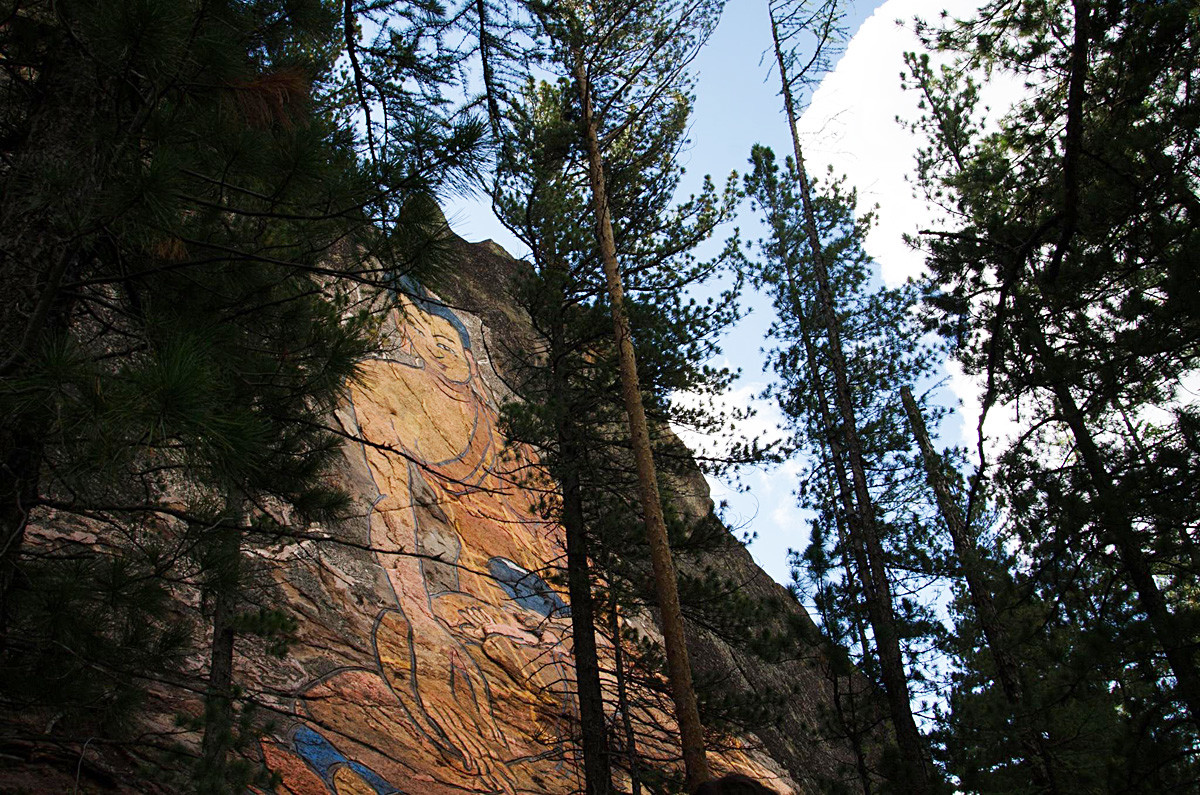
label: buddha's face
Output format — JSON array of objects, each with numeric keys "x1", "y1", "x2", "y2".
[{"x1": 408, "y1": 307, "x2": 471, "y2": 384}]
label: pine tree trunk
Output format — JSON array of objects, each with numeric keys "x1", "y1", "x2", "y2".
[
  {"x1": 571, "y1": 43, "x2": 710, "y2": 792},
  {"x1": 0, "y1": 258, "x2": 77, "y2": 644},
  {"x1": 829, "y1": 661, "x2": 875, "y2": 795},
  {"x1": 795, "y1": 297, "x2": 874, "y2": 664},
  {"x1": 788, "y1": 261, "x2": 874, "y2": 668},
  {"x1": 200, "y1": 506, "x2": 244, "y2": 788},
  {"x1": 610, "y1": 594, "x2": 642, "y2": 795},
  {"x1": 0, "y1": 66, "x2": 98, "y2": 634},
  {"x1": 561, "y1": 448, "x2": 613, "y2": 795},
  {"x1": 899, "y1": 387, "x2": 1022, "y2": 700},
  {"x1": 769, "y1": 12, "x2": 932, "y2": 793},
  {"x1": 550, "y1": 275, "x2": 614, "y2": 795},
  {"x1": 832, "y1": 512, "x2": 875, "y2": 673},
  {"x1": 1038, "y1": 349, "x2": 1200, "y2": 732},
  {"x1": 900, "y1": 387, "x2": 1060, "y2": 792}
]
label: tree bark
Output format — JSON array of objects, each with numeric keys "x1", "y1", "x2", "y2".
[
  {"x1": 200, "y1": 505, "x2": 244, "y2": 786},
  {"x1": 784, "y1": 250, "x2": 875, "y2": 669},
  {"x1": 571, "y1": 42, "x2": 710, "y2": 792},
  {"x1": 1038, "y1": 348, "x2": 1200, "y2": 732},
  {"x1": 828, "y1": 659, "x2": 875, "y2": 795},
  {"x1": 794, "y1": 291, "x2": 874, "y2": 665},
  {"x1": 610, "y1": 594, "x2": 642, "y2": 795},
  {"x1": 549, "y1": 268, "x2": 614, "y2": 794},
  {"x1": 899, "y1": 387, "x2": 1022, "y2": 702},
  {"x1": 769, "y1": 11, "x2": 932, "y2": 793},
  {"x1": 1044, "y1": 0, "x2": 1090, "y2": 283},
  {"x1": 900, "y1": 386, "x2": 1060, "y2": 792}
]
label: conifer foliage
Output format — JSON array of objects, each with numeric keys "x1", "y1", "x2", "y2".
[
  {"x1": 514, "y1": 1, "x2": 732, "y2": 789},
  {"x1": 490, "y1": 67, "x2": 744, "y2": 790},
  {"x1": 0, "y1": 0, "x2": 478, "y2": 787},
  {"x1": 907, "y1": 0, "x2": 1200, "y2": 789},
  {"x1": 749, "y1": 2, "x2": 948, "y2": 790}
]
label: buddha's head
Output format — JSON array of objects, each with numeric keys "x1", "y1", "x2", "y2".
[{"x1": 398, "y1": 287, "x2": 473, "y2": 385}]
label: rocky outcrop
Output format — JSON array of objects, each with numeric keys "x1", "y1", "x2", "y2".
[
  {"x1": 255, "y1": 235, "x2": 868, "y2": 794},
  {"x1": 7, "y1": 233, "x2": 869, "y2": 794}
]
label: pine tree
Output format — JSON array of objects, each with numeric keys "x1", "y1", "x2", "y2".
[
  {"x1": 907, "y1": 0, "x2": 1200, "y2": 754},
  {"x1": 490, "y1": 64, "x2": 745, "y2": 789},
  {"x1": 744, "y1": 142, "x2": 944, "y2": 793},
  {"x1": 758, "y1": 3, "x2": 951, "y2": 786},
  {"x1": 899, "y1": 386, "x2": 1066, "y2": 791},
  {"x1": 0, "y1": 0, "x2": 482, "y2": 785},
  {"x1": 511, "y1": 2, "x2": 732, "y2": 788},
  {"x1": 492, "y1": 77, "x2": 619, "y2": 795}
]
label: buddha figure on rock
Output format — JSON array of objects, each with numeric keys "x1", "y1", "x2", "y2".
[{"x1": 266, "y1": 289, "x2": 577, "y2": 795}]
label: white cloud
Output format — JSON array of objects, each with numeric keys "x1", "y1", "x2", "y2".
[
  {"x1": 670, "y1": 380, "x2": 789, "y2": 462},
  {"x1": 797, "y1": 0, "x2": 1025, "y2": 288},
  {"x1": 796, "y1": 0, "x2": 1027, "y2": 451},
  {"x1": 770, "y1": 500, "x2": 806, "y2": 536},
  {"x1": 945, "y1": 357, "x2": 1022, "y2": 456}
]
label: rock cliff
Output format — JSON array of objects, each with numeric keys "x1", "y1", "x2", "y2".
[
  {"x1": 8, "y1": 233, "x2": 870, "y2": 794},
  {"x1": 254, "y1": 234, "x2": 867, "y2": 794}
]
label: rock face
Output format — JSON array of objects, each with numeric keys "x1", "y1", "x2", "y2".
[
  {"x1": 8, "y1": 233, "x2": 868, "y2": 793},
  {"x1": 262, "y1": 281, "x2": 593, "y2": 794},
  {"x1": 257, "y1": 235, "x2": 868, "y2": 795}
]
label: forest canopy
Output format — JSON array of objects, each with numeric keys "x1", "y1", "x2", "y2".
[{"x1": 0, "y1": 0, "x2": 1197, "y2": 793}]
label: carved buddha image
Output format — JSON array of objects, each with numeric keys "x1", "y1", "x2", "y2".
[{"x1": 265, "y1": 289, "x2": 577, "y2": 795}]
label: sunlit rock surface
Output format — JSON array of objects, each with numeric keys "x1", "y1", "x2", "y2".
[
  {"x1": 261, "y1": 259, "x2": 798, "y2": 793},
  {"x1": 8, "y1": 234, "x2": 868, "y2": 793}
]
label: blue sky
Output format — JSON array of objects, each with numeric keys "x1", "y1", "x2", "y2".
[{"x1": 444, "y1": 0, "x2": 1012, "y2": 589}]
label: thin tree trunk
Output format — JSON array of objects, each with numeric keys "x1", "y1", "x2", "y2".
[
  {"x1": 773, "y1": 190, "x2": 874, "y2": 643},
  {"x1": 796, "y1": 302, "x2": 874, "y2": 665},
  {"x1": 571, "y1": 43, "x2": 710, "y2": 792},
  {"x1": 1038, "y1": 350, "x2": 1200, "y2": 732},
  {"x1": 900, "y1": 386, "x2": 1059, "y2": 793},
  {"x1": 900, "y1": 387, "x2": 1022, "y2": 701},
  {"x1": 200, "y1": 505, "x2": 244, "y2": 786},
  {"x1": 795, "y1": 289, "x2": 875, "y2": 669},
  {"x1": 769, "y1": 12, "x2": 932, "y2": 793},
  {"x1": 610, "y1": 593, "x2": 642, "y2": 795},
  {"x1": 1044, "y1": 0, "x2": 1090, "y2": 283},
  {"x1": 828, "y1": 656, "x2": 874, "y2": 795},
  {"x1": 550, "y1": 270, "x2": 614, "y2": 794},
  {"x1": 0, "y1": 71, "x2": 100, "y2": 628},
  {"x1": 0, "y1": 272, "x2": 73, "y2": 642},
  {"x1": 561, "y1": 444, "x2": 613, "y2": 795},
  {"x1": 833, "y1": 512, "x2": 875, "y2": 673},
  {"x1": 0, "y1": 255, "x2": 78, "y2": 641}
]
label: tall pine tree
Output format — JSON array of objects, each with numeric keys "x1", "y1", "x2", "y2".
[
  {"x1": 908, "y1": 0, "x2": 1200, "y2": 787},
  {"x1": 758, "y1": 2, "x2": 943, "y2": 789}
]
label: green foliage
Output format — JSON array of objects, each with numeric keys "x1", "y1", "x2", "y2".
[
  {"x1": 180, "y1": 698, "x2": 283, "y2": 795},
  {"x1": 744, "y1": 141, "x2": 949, "y2": 694},
  {"x1": 908, "y1": 0, "x2": 1200, "y2": 789},
  {"x1": 0, "y1": 0, "x2": 482, "y2": 788},
  {"x1": 7, "y1": 0, "x2": 1196, "y2": 791},
  {"x1": 485, "y1": 21, "x2": 802, "y2": 781},
  {"x1": 4, "y1": 543, "x2": 192, "y2": 738}
]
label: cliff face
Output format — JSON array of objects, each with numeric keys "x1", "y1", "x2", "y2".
[
  {"x1": 11, "y1": 235, "x2": 866, "y2": 794},
  {"x1": 256, "y1": 235, "x2": 863, "y2": 795}
]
